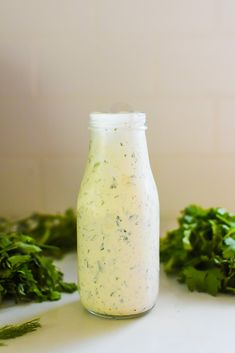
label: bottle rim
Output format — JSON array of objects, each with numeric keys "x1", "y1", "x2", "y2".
[{"x1": 89, "y1": 112, "x2": 147, "y2": 130}]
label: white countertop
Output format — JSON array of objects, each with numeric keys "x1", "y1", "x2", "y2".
[{"x1": 1, "y1": 253, "x2": 234, "y2": 353}]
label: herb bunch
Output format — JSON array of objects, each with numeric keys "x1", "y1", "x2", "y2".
[
  {"x1": 0, "y1": 232, "x2": 77, "y2": 304},
  {"x1": 160, "y1": 205, "x2": 235, "y2": 296},
  {"x1": 0, "y1": 209, "x2": 77, "y2": 258}
]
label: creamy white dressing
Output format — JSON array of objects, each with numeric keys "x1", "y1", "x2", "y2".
[{"x1": 77, "y1": 113, "x2": 159, "y2": 318}]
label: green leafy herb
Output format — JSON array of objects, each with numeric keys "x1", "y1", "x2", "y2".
[
  {"x1": 0, "y1": 318, "x2": 41, "y2": 345},
  {"x1": 0, "y1": 232, "x2": 77, "y2": 304},
  {"x1": 160, "y1": 204, "x2": 235, "y2": 296},
  {"x1": 0, "y1": 210, "x2": 77, "y2": 345},
  {"x1": 0, "y1": 209, "x2": 77, "y2": 258}
]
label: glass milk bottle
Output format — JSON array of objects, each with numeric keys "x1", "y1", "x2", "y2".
[{"x1": 77, "y1": 112, "x2": 159, "y2": 319}]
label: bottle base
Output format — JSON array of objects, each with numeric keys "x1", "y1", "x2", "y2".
[{"x1": 87, "y1": 305, "x2": 155, "y2": 320}]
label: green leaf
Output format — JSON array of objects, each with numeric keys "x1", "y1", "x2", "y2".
[
  {"x1": 8, "y1": 255, "x2": 31, "y2": 267},
  {"x1": 182, "y1": 267, "x2": 207, "y2": 292},
  {"x1": 223, "y1": 237, "x2": 235, "y2": 259},
  {"x1": 182, "y1": 267, "x2": 223, "y2": 296},
  {"x1": 205, "y1": 268, "x2": 223, "y2": 296},
  {"x1": 182, "y1": 230, "x2": 192, "y2": 250}
]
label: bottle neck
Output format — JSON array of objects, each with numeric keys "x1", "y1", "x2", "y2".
[{"x1": 88, "y1": 128, "x2": 151, "y2": 174}]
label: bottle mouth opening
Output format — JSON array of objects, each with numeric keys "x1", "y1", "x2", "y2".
[{"x1": 89, "y1": 112, "x2": 147, "y2": 130}]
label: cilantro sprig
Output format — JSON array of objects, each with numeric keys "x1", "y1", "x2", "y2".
[{"x1": 160, "y1": 205, "x2": 235, "y2": 296}]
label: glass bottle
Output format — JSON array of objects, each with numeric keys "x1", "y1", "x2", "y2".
[{"x1": 77, "y1": 112, "x2": 159, "y2": 319}]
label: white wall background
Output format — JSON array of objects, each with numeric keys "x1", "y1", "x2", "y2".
[{"x1": 0, "y1": 0, "x2": 235, "y2": 219}]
